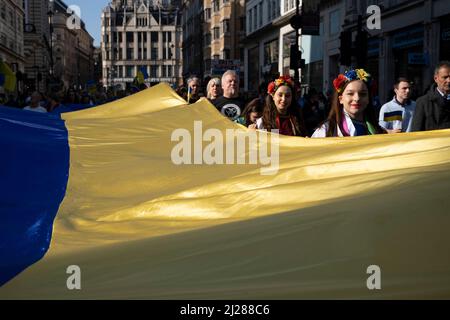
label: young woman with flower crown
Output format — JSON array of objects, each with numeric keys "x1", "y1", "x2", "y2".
[
  {"x1": 250, "y1": 75, "x2": 307, "y2": 137},
  {"x1": 312, "y1": 69, "x2": 385, "y2": 137}
]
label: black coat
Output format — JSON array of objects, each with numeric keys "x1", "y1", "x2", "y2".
[{"x1": 411, "y1": 84, "x2": 450, "y2": 131}]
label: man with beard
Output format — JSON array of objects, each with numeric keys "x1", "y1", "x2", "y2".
[{"x1": 213, "y1": 70, "x2": 244, "y2": 121}]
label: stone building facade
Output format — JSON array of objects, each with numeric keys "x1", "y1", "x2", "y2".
[{"x1": 101, "y1": 0, "x2": 183, "y2": 89}]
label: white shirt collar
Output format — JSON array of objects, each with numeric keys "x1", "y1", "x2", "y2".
[{"x1": 436, "y1": 87, "x2": 450, "y2": 99}]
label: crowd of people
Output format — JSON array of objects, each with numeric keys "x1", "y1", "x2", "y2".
[
  {"x1": 180, "y1": 61, "x2": 450, "y2": 137},
  {"x1": 2, "y1": 60, "x2": 449, "y2": 137},
  {"x1": 0, "y1": 85, "x2": 141, "y2": 113}
]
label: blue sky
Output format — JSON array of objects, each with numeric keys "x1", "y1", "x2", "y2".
[{"x1": 65, "y1": 0, "x2": 110, "y2": 46}]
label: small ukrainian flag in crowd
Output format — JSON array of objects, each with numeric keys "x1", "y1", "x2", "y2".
[
  {"x1": 187, "y1": 85, "x2": 192, "y2": 103},
  {"x1": 136, "y1": 66, "x2": 149, "y2": 85},
  {"x1": 0, "y1": 60, "x2": 16, "y2": 92}
]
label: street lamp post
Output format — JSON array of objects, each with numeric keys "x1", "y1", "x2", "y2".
[
  {"x1": 47, "y1": 9, "x2": 54, "y2": 77},
  {"x1": 295, "y1": 0, "x2": 300, "y2": 85},
  {"x1": 77, "y1": 37, "x2": 81, "y2": 89},
  {"x1": 289, "y1": 0, "x2": 302, "y2": 85}
]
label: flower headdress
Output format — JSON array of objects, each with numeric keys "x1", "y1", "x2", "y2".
[
  {"x1": 267, "y1": 75, "x2": 295, "y2": 95},
  {"x1": 333, "y1": 69, "x2": 371, "y2": 94}
]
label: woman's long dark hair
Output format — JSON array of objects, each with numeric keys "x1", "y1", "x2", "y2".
[
  {"x1": 321, "y1": 80, "x2": 385, "y2": 137},
  {"x1": 261, "y1": 89, "x2": 307, "y2": 137},
  {"x1": 242, "y1": 98, "x2": 263, "y2": 126}
]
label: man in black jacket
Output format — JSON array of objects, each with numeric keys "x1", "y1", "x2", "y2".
[
  {"x1": 213, "y1": 70, "x2": 244, "y2": 121},
  {"x1": 411, "y1": 61, "x2": 450, "y2": 131}
]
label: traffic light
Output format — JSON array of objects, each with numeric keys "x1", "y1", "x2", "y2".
[
  {"x1": 289, "y1": 14, "x2": 302, "y2": 30},
  {"x1": 339, "y1": 30, "x2": 352, "y2": 66},
  {"x1": 290, "y1": 44, "x2": 306, "y2": 70},
  {"x1": 354, "y1": 15, "x2": 368, "y2": 68},
  {"x1": 355, "y1": 29, "x2": 368, "y2": 68},
  {"x1": 290, "y1": 44, "x2": 298, "y2": 70}
]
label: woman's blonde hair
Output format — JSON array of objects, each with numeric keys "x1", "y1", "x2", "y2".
[{"x1": 206, "y1": 78, "x2": 221, "y2": 99}]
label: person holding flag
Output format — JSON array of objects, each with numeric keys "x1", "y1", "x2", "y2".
[{"x1": 186, "y1": 76, "x2": 201, "y2": 104}]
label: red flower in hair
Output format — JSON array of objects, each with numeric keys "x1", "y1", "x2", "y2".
[
  {"x1": 267, "y1": 81, "x2": 276, "y2": 94},
  {"x1": 333, "y1": 74, "x2": 347, "y2": 93}
]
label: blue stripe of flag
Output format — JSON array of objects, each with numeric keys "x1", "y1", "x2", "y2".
[{"x1": 0, "y1": 106, "x2": 70, "y2": 286}]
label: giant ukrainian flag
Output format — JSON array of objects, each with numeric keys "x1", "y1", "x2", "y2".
[{"x1": 1, "y1": 84, "x2": 450, "y2": 299}]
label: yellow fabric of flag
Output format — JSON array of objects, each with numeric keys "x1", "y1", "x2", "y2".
[{"x1": 1, "y1": 84, "x2": 450, "y2": 299}]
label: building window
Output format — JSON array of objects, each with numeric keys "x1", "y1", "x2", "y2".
[
  {"x1": 212, "y1": 0, "x2": 219, "y2": 12},
  {"x1": 284, "y1": 0, "x2": 296, "y2": 13},
  {"x1": 126, "y1": 66, "x2": 134, "y2": 77},
  {"x1": 240, "y1": 16, "x2": 245, "y2": 32},
  {"x1": 213, "y1": 27, "x2": 220, "y2": 40},
  {"x1": 259, "y1": 3, "x2": 263, "y2": 27},
  {"x1": 151, "y1": 32, "x2": 158, "y2": 42},
  {"x1": 346, "y1": 0, "x2": 357, "y2": 13},
  {"x1": 223, "y1": 49, "x2": 230, "y2": 60},
  {"x1": 126, "y1": 32, "x2": 133, "y2": 42},
  {"x1": 204, "y1": 8, "x2": 211, "y2": 20},
  {"x1": 264, "y1": 38, "x2": 279, "y2": 65},
  {"x1": 127, "y1": 48, "x2": 133, "y2": 59},
  {"x1": 151, "y1": 47, "x2": 158, "y2": 60},
  {"x1": 329, "y1": 9, "x2": 340, "y2": 35},
  {"x1": 222, "y1": 19, "x2": 230, "y2": 34},
  {"x1": 248, "y1": 9, "x2": 252, "y2": 33},
  {"x1": 151, "y1": 65, "x2": 158, "y2": 77},
  {"x1": 204, "y1": 32, "x2": 211, "y2": 45}
]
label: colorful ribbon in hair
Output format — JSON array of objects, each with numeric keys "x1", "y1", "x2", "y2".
[{"x1": 267, "y1": 75, "x2": 295, "y2": 95}]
